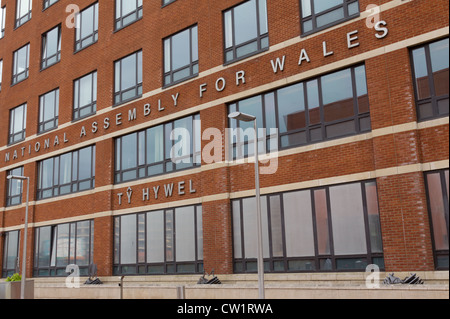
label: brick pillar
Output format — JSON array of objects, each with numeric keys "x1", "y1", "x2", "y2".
[
  {"x1": 200, "y1": 104, "x2": 234, "y2": 274},
  {"x1": 367, "y1": 49, "x2": 435, "y2": 271}
]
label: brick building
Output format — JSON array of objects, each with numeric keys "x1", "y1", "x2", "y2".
[{"x1": 0, "y1": 0, "x2": 448, "y2": 286}]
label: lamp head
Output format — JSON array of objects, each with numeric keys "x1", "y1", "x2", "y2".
[{"x1": 228, "y1": 112, "x2": 256, "y2": 122}]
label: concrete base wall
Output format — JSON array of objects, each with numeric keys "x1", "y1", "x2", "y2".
[{"x1": 28, "y1": 271, "x2": 449, "y2": 299}]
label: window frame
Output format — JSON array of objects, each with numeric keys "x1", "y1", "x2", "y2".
[
  {"x1": 113, "y1": 50, "x2": 143, "y2": 106},
  {"x1": 1, "y1": 6, "x2": 5, "y2": 39},
  {"x1": 6, "y1": 166, "x2": 24, "y2": 207},
  {"x1": 223, "y1": 0, "x2": 269, "y2": 65},
  {"x1": 113, "y1": 205, "x2": 203, "y2": 276},
  {"x1": 8, "y1": 103, "x2": 27, "y2": 145},
  {"x1": 299, "y1": 0, "x2": 360, "y2": 36},
  {"x1": 424, "y1": 169, "x2": 449, "y2": 270},
  {"x1": 410, "y1": 38, "x2": 449, "y2": 122},
  {"x1": 12, "y1": 43, "x2": 30, "y2": 85},
  {"x1": 15, "y1": 0, "x2": 32, "y2": 28},
  {"x1": 43, "y1": 0, "x2": 59, "y2": 10},
  {"x1": 73, "y1": 70, "x2": 97, "y2": 121},
  {"x1": 114, "y1": 0, "x2": 143, "y2": 31},
  {"x1": 229, "y1": 64, "x2": 370, "y2": 159},
  {"x1": 114, "y1": 114, "x2": 201, "y2": 184},
  {"x1": 74, "y1": 2, "x2": 99, "y2": 53},
  {"x1": 232, "y1": 180, "x2": 384, "y2": 273},
  {"x1": 36, "y1": 145, "x2": 96, "y2": 200},
  {"x1": 41, "y1": 24, "x2": 62, "y2": 70},
  {"x1": 38, "y1": 88, "x2": 59, "y2": 134},
  {"x1": 2, "y1": 230, "x2": 20, "y2": 278},
  {"x1": 163, "y1": 24, "x2": 199, "y2": 87},
  {"x1": 33, "y1": 220, "x2": 94, "y2": 277}
]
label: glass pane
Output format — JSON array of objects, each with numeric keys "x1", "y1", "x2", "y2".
[
  {"x1": 316, "y1": 7, "x2": 344, "y2": 28},
  {"x1": 329, "y1": 183, "x2": 367, "y2": 255},
  {"x1": 56, "y1": 224, "x2": 69, "y2": 267},
  {"x1": 269, "y1": 196, "x2": 283, "y2": 257},
  {"x1": 120, "y1": 214, "x2": 137, "y2": 264},
  {"x1": 427, "y1": 173, "x2": 449, "y2": 250},
  {"x1": 301, "y1": 0, "x2": 312, "y2": 17},
  {"x1": 78, "y1": 147, "x2": 92, "y2": 180},
  {"x1": 430, "y1": 38, "x2": 449, "y2": 96},
  {"x1": 322, "y1": 68, "x2": 355, "y2": 122},
  {"x1": 314, "y1": 0, "x2": 343, "y2": 14},
  {"x1": 365, "y1": 182, "x2": 383, "y2": 253},
  {"x1": 232, "y1": 201, "x2": 242, "y2": 259},
  {"x1": 224, "y1": 10, "x2": 233, "y2": 48},
  {"x1": 236, "y1": 41, "x2": 258, "y2": 59},
  {"x1": 120, "y1": 54, "x2": 137, "y2": 90},
  {"x1": 234, "y1": 0, "x2": 258, "y2": 46},
  {"x1": 172, "y1": 29, "x2": 191, "y2": 70},
  {"x1": 277, "y1": 83, "x2": 305, "y2": 133},
  {"x1": 412, "y1": 47, "x2": 431, "y2": 100},
  {"x1": 76, "y1": 221, "x2": 91, "y2": 266},
  {"x1": 242, "y1": 196, "x2": 269, "y2": 258},
  {"x1": 165, "y1": 210, "x2": 174, "y2": 262},
  {"x1": 196, "y1": 206, "x2": 203, "y2": 260},
  {"x1": 258, "y1": 0, "x2": 268, "y2": 35},
  {"x1": 45, "y1": 27, "x2": 59, "y2": 58},
  {"x1": 175, "y1": 206, "x2": 196, "y2": 262},
  {"x1": 283, "y1": 190, "x2": 315, "y2": 257},
  {"x1": 59, "y1": 153, "x2": 72, "y2": 184},
  {"x1": 137, "y1": 214, "x2": 145, "y2": 263},
  {"x1": 121, "y1": 133, "x2": 137, "y2": 170},
  {"x1": 38, "y1": 227, "x2": 51, "y2": 267},
  {"x1": 314, "y1": 189, "x2": 330, "y2": 255},
  {"x1": 80, "y1": 6, "x2": 94, "y2": 39},
  {"x1": 355, "y1": 65, "x2": 369, "y2": 113},
  {"x1": 307, "y1": 80, "x2": 320, "y2": 125}
]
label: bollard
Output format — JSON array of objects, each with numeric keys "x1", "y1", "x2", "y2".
[
  {"x1": 119, "y1": 276, "x2": 125, "y2": 299},
  {"x1": 177, "y1": 286, "x2": 186, "y2": 299}
]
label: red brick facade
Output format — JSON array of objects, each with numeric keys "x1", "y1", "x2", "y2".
[{"x1": 0, "y1": 0, "x2": 448, "y2": 278}]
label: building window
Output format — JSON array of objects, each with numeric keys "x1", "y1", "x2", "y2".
[
  {"x1": 37, "y1": 145, "x2": 96, "y2": 200},
  {"x1": 6, "y1": 166, "x2": 24, "y2": 207},
  {"x1": 75, "y1": 2, "x2": 98, "y2": 52},
  {"x1": 43, "y1": 0, "x2": 58, "y2": 10},
  {"x1": 38, "y1": 88, "x2": 59, "y2": 133},
  {"x1": 224, "y1": 0, "x2": 269, "y2": 64},
  {"x1": 425, "y1": 170, "x2": 449, "y2": 270},
  {"x1": 73, "y1": 71, "x2": 97, "y2": 120},
  {"x1": 33, "y1": 220, "x2": 94, "y2": 277},
  {"x1": 411, "y1": 38, "x2": 449, "y2": 121},
  {"x1": 114, "y1": 114, "x2": 201, "y2": 183},
  {"x1": 41, "y1": 25, "x2": 61, "y2": 69},
  {"x1": 114, "y1": 50, "x2": 142, "y2": 105},
  {"x1": 115, "y1": 0, "x2": 142, "y2": 30},
  {"x1": 232, "y1": 180, "x2": 384, "y2": 273},
  {"x1": 8, "y1": 103, "x2": 27, "y2": 145},
  {"x1": 0, "y1": 59, "x2": 3, "y2": 91},
  {"x1": 162, "y1": 0, "x2": 176, "y2": 7},
  {"x1": 12, "y1": 43, "x2": 30, "y2": 85},
  {"x1": 229, "y1": 65, "x2": 370, "y2": 158},
  {"x1": 15, "y1": 0, "x2": 32, "y2": 28},
  {"x1": 2, "y1": 231, "x2": 20, "y2": 278},
  {"x1": 300, "y1": 0, "x2": 360, "y2": 35},
  {"x1": 114, "y1": 205, "x2": 203, "y2": 275},
  {"x1": 163, "y1": 25, "x2": 198, "y2": 87},
  {"x1": 1, "y1": 6, "x2": 5, "y2": 38}
]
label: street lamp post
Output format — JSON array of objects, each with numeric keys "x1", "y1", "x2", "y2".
[
  {"x1": 6, "y1": 174, "x2": 30, "y2": 300},
  {"x1": 228, "y1": 111, "x2": 265, "y2": 299}
]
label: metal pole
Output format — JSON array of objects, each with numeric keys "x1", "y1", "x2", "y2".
[
  {"x1": 20, "y1": 177, "x2": 30, "y2": 300},
  {"x1": 254, "y1": 120, "x2": 265, "y2": 299}
]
